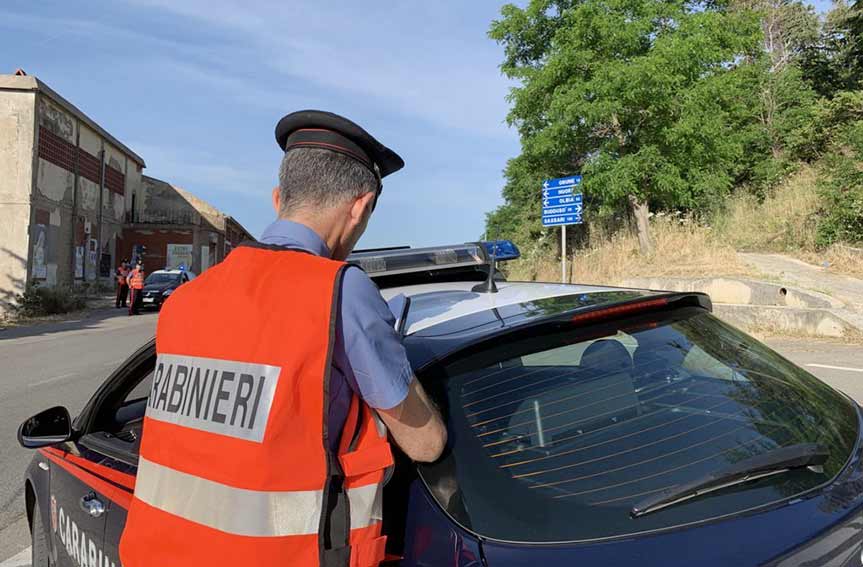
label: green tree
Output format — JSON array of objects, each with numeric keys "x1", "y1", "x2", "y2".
[
  {"x1": 799, "y1": 0, "x2": 863, "y2": 97},
  {"x1": 488, "y1": 0, "x2": 763, "y2": 254},
  {"x1": 816, "y1": 91, "x2": 863, "y2": 245}
]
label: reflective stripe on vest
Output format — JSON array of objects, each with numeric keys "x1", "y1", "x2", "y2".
[
  {"x1": 134, "y1": 456, "x2": 383, "y2": 537},
  {"x1": 119, "y1": 246, "x2": 393, "y2": 567}
]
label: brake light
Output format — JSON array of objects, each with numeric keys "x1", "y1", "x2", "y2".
[{"x1": 571, "y1": 297, "x2": 670, "y2": 324}]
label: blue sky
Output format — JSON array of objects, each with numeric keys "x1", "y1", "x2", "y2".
[
  {"x1": 1, "y1": 0, "x2": 834, "y2": 247},
  {"x1": 1, "y1": 0, "x2": 519, "y2": 248}
]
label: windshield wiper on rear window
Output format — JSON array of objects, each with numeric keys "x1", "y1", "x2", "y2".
[{"x1": 631, "y1": 443, "x2": 829, "y2": 518}]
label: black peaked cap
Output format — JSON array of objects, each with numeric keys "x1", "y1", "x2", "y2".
[{"x1": 275, "y1": 110, "x2": 405, "y2": 178}]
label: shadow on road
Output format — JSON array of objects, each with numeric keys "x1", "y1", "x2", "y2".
[{"x1": 0, "y1": 307, "x2": 157, "y2": 341}]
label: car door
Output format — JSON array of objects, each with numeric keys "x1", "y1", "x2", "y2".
[
  {"x1": 42, "y1": 445, "x2": 109, "y2": 567},
  {"x1": 69, "y1": 347, "x2": 155, "y2": 567},
  {"x1": 37, "y1": 341, "x2": 156, "y2": 567}
]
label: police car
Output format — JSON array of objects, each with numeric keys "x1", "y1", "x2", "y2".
[
  {"x1": 18, "y1": 241, "x2": 863, "y2": 566},
  {"x1": 139, "y1": 268, "x2": 196, "y2": 310}
]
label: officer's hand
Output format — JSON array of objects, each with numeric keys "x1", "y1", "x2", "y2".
[{"x1": 377, "y1": 379, "x2": 446, "y2": 463}]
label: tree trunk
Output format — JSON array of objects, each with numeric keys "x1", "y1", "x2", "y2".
[{"x1": 628, "y1": 194, "x2": 654, "y2": 255}]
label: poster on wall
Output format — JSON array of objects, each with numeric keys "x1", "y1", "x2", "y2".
[
  {"x1": 167, "y1": 244, "x2": 194, "y2": 270},
  {"x1": 89, "y1": 238, "x2": 98, "y2": 267},
  {"x1": 75, "y1": 247, "x2": 84, "y2": 279},
  {"x1": 31, "y1": 224, "x2": 47, "y2": 279}
]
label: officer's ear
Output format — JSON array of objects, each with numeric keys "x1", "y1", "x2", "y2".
[
  {"x1": 350, "y1": 191, "x2": 376, "y2": 223},
  {"x1": 271, "y1": 186, "x2": 281, "y2": 214}
]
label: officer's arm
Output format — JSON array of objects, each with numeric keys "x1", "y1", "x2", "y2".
[{"x1": 376, "y1": 378, "x2": 447, "y2": 463}]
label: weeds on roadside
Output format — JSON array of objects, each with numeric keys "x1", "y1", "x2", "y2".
[{"x1": 14, "y1": 283, "x2": 87, "y2": 318}]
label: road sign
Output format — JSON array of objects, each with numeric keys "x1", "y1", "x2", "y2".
[
  {"x1": 542, "y1": 195, "x2": 583, "y2": 207},
  {"x1": 541, "y1": 176, "x2": 583, "y2": 228},
  {"x1": 543, "y1": 175, "x2": 582, "y2": 190},
  {"x1": 542, "y1": 197, "x2": 583, "y2": 227},
  {"x1": 541, "y1": 175, "x2": 584, "y2": 283},
  {"x1": 542, "y1": 214, "x2": 583, "y2": 226},
  {"x1": 542, "y1": 204, "x2": 582, "y2": 217}
]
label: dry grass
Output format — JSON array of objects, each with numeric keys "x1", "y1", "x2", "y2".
[
  {"x1": 796, "y1": 244, "x2": 863, "y2": 278},
  {"x1": 507, "y1": 216, "x2": 750, "y2": 285},
  {"x1": 715, "y1": 166, "x2": 821, "y2": 252}
]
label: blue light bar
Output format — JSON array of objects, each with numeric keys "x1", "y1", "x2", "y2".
[{"x1": 481, "y1": 240, "x2": 520, "y2": 261}]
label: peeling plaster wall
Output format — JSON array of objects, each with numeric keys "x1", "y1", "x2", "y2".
[
  {"x1": 29, "y1": 99, "x2": 144, "y2": 286},
  {"x1": 101, "y1": 140, "x2": 128, "y2": 275},
  {"x1": 76, "y1": 123, "x2": 101, "y2": 280},
  {"x1": 1, "y1": 77, "x2": 146, "y2": 311},
  {"x1": 35, "y1": 96, "x2": 78, "y2": 285},
  {"x1": 0, "y1": 90, "x2": 36, "y2": 314}
]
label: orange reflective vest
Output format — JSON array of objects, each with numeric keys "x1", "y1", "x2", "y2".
[
  {"x1": 116, "y1": 267, "x2": 129, "y2": 285},
  {"x1": 120, "y1": 245, "x2": 393, "y2": 567},
  {"x1": 129, "y1": 269, "x2": 144, "y2": 290}
]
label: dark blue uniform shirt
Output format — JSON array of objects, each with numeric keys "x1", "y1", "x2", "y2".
[{"x1": 259, "y1": 220, "x2": 413, "y2": 449}]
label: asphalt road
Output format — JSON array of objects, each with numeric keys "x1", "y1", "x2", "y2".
[
  {"x1": 0, "y1": 308, "x2": 157, "y2": 563},
  {"x1": 0, "y1": 314, "x2": 860, "y2": 564}
]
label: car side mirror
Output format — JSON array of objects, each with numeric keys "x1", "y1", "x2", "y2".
[{"x1": 18, "y1": 406, "x2": 73, "y2": 449}]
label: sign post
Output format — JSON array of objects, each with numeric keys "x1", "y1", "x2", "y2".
[{"x1": 541, "y1": 175, "x2": 583, "y2": 283}]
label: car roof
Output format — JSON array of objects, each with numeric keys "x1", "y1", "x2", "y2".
[
  {"x1": 380, "y1": 280, "x2": 635, "y2": 335},
  {"x1": 150, "y1": 269, "x2": 196, "y2": 276}
]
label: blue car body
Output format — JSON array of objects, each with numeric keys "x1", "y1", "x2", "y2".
[{"x1": 20, "y1": 273, "x2": 863, "y2": 566}]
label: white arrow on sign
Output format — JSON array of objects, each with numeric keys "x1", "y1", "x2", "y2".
[
  {"x1": 543, "y1": 199, "x2": 549, "y2": 207},
  {"x1": 543, "y1": 180, "x2": 549, "y2": 189},
  {"x1": 542, "y1": 189, "x2": 549, "y2": 198}
]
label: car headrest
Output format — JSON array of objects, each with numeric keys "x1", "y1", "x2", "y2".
[
  {"x1": 632, "y1": 343, "x2": 688, "y2": 375},
  {"x1": 580, "y1": 339, "x2": 633, "y2": 376}
]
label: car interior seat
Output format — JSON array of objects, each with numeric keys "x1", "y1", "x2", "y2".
[
  {"x1": 632, "y1": 342, "x2": 688, "y2": 393},
  {"x1": 505, "y1": 339, "x2": 638, "y2": 448},
  {"x1": 579, "y1": 339, "x2": 634, "y2": 376}
]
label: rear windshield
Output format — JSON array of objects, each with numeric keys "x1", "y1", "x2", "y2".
[
  {"x1": 145, "y1": 273, "x2": 181, "y2": 285},
  {"x1": 418, "y1": 309, "x2": 859, "y2": 542}
]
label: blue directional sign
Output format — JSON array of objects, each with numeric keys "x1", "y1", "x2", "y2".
[
  {"x1": 543, "y1": 193, "x2": 583, "y2": 207},
  {"x1": 542, "y1": 175, "x2": 583, "y2": 227},
  {"x1": 543, "y1": 214, "x2": 582, "y2": 227}
]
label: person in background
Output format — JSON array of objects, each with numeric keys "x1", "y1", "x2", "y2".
[
  {"x1": 115, "y1": 260, "x2": 130, "y2": 308},
  {"x1": 127, "y1": 261, "x2": 145, "y2": 316}
]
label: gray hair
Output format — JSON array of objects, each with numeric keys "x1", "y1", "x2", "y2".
[{"x1": 277, "y1": 147, "x2": 378, "y2": 215}]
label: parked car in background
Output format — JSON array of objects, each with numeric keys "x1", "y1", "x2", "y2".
[{"x1": 139, "y1": 269, "x2": 196, "y2": 310}]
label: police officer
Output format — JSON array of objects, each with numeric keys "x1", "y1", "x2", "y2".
[
  {"x1": 127, "y1": 261, "x2": 144, "y2": 316},
  {"x1": 115, "y1": 259, "x2": 130, "y2": 308},
  {"x1": 120, "y1": 111, "x2": 447, "y2": 567}
]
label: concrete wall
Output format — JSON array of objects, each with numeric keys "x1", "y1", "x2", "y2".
[
  {"x1": 101, "y1": 139, "x2": 131, "y2": 279},
  {"x1": 33, "y1": 95, "x2": 80, "y2": 286},
  {"x1": 29, "y1": 96, "x2": 144, "y2": 287},
  {"x1": 0, "y1": 90, "x2": 36, "y2": 313}
]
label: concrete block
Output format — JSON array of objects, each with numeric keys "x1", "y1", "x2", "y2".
[
  {"x1": 714, "y1": 304, "x2": 860, "y2": 339},
  {"x1": 621, "y1": 277, "x2": 842, "y2": 309}
]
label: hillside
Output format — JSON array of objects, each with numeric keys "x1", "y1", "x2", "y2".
[{"x1": 505, "y1": 167, "x2": 862, "y2": 285}]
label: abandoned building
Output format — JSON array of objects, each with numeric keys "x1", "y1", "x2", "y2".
[
  {"x1": 120, "y1": 175, "x2": 254, "y2": 274},
  {"x1": 0, "y1": 71, "x2": 254, "y2": 314}
]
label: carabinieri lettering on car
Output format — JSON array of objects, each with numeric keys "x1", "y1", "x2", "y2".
[{"x1": 53, "y1": 498, "x2": 118, "y2": 567}]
